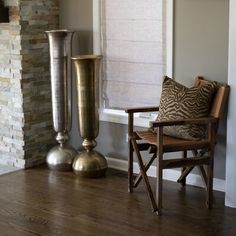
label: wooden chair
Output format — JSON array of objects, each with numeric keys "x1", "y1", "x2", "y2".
[{"x1": 125, "y1": 77, "x2": 229, "y2": 215}]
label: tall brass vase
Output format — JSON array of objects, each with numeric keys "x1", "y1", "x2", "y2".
[{"x1": 72, "y1": 55, "x2": 107, "y2": 178}]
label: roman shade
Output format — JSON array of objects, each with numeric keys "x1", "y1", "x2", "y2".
[{"x1": 101, "y1": 0, "x2": 166, "y2": 109}]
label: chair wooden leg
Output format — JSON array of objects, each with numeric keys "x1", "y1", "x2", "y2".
[
  {"x1": 128, "y1": 139, "x2": 133, "y2": 193},
  {"x1": 131, "y1": 139, "x2": 158, "y2": 212},
  {"x1": 206, "y1": 153, "x2": 214, "y2": 209},
  {"x1": 156, "y1": 127, "x2": 164, "y2": 215},
  {"x1": 156, "y1": 157, "x2": 162, "y2": 215},
  {"x1": 198, "y1": 165, "x2": 208, "y2": 190},
  {"x1": 206, "y1": 122, "x2": 216, "y2": 209},
  {"x1": 177, "y1": 166, "x2": 194, "y2": 184},
  {"x1": 193, "y1": 150, "x2": 208, "y2": 191},
  {"x1": 179, "y1": 150, "x2": 187, "y2": 186},
  {"x1": 133, "y1": 153, "x2": 156, "y2": 188}
]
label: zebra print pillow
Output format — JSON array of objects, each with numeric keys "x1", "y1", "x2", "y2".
[{"x1": 155, "y1": 77, "x2": 217, "y2": 140}]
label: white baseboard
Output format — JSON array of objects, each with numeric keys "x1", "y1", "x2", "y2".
[{"x1": 106, "y1": 157, "x2": 225, "y2": 192}]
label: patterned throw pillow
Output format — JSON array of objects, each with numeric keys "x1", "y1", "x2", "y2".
[{"x1": 155, "y1": 76, "x2": 217, "y2": 140}]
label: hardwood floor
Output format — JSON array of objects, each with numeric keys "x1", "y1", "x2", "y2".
[{"x1": 0, "y1": 166, "x2": 235, "y2": 236}]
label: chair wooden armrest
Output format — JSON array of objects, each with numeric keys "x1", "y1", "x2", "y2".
[
  {"x1": 125, "y1": 106, "x2": 159, "y2": 114},
  {"x1": 150, "y1": 116, "x2": 217, "y2": 128}
]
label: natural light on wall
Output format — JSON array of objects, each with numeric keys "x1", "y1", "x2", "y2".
[{"x1": 93, "y1": 0, "x2": 173, "y2": 126}]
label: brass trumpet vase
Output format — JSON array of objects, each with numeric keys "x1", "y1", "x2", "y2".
[
  {"x1": 72, "y1": 55, "x2": 108, "y2": 178},
  {"x1": 45, "y1": 30, "x2": 77, "y2": 171}
]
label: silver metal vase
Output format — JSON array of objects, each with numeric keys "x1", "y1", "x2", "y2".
[
  {"x1": 45, "y1": 29, "x2": 77, "y2": 171},
  {"x1": 72, "y1": 55, "x2": 108, "y2": 178}
]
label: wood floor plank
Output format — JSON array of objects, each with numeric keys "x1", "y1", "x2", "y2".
[{"x1": 0, "y1": 166, "x2": 236, "y2": 236}]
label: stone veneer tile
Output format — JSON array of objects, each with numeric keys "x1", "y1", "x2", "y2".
[{"x1": 0, "y1": 0, "x2": 59, "y2": 168}]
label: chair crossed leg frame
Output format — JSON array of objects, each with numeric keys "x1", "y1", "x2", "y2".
[
  {"x1": 178, "y1": 150, "x2": 208, "y2": 187},
  {"x1": 130, "y1": 138, "x2": 158, "y2": 212},
  {"x1": 128, "y1": 135, "x2": 160, "y2": 214},
  {"x1": 177, "y1": 149, "x2": 215, "y2": 208},
  {"x1": 128, "y1": 135, "x2": 215, "y2": 215}
]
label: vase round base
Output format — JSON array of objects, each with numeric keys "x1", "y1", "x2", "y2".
[
  {"x1": 72, "y1": 150, "x2": 108, "y2": 178},
  {"x1": 46, "y1": 144, "x2": 77, "y2": 171}
]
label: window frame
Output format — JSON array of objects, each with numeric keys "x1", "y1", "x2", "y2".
[{"x1": 93, "y1": 0, "x2": 174, "y2": 127}]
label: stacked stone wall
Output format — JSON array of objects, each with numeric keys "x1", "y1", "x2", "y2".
[
  {"x1": 20, "y1": 0, "x2": 59, "y2": 167},
  {"x1": 0, "y1": 0, "x2": 59, "y2": 167},
  {"x1": 0, "y1": 0, "x2": 24, "y2": 167}
]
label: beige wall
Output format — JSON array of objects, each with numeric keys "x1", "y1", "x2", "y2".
[
  {"x1": 59, "y1": 0, "x2": 93, "y2": 55},
  {"x1": 174, "y1": 0, "x2": 229, "y2": 85}
]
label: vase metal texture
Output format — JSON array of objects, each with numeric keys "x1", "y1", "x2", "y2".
[
  {"x1": 72, "y1": 55, "x2": 107, "y2": 178},
  {"x1": 45, "y1": 29, "x2": 77, "y2": 171}
]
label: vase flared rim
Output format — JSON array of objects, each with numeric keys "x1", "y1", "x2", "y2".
[
  {"x1": 71, "y1": 55, "x2": 102, "y2": 60},
  {"x1": 45, "y1": 29, "x2": 74, "y2": 35}
]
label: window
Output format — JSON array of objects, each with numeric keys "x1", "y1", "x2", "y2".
[{"x1": 93, "y1": 0, "x2": 173, "y2": 126}]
